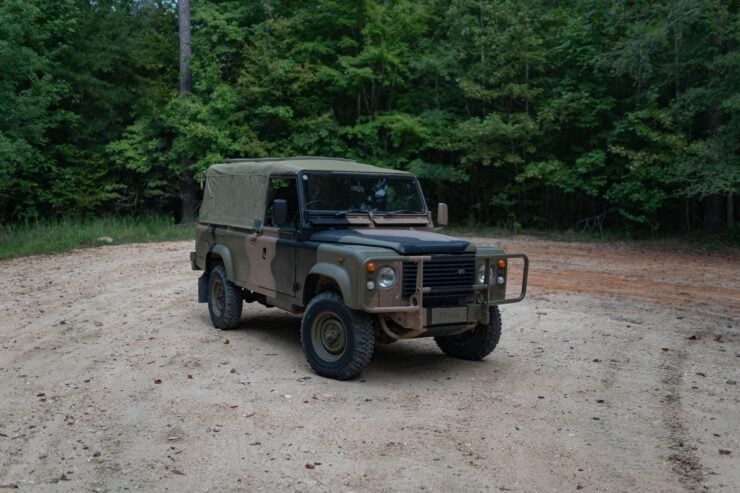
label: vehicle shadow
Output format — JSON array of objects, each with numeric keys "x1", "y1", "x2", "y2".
[
  {"x1": 234, "y1": 309, "x2": 302, "y2": 345},
  {"x1": 369, "y1": 341, "x2": 503, "y2": 378},
  {"x1": 200, "y1": 307, "x2": 509, "y2": 378},
  {"x1": 373, "y1": 341, "x2": 449, "y2": 366}
]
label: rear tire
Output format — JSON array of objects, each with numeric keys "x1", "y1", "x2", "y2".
[
  {"x1": 434, "y1": 306, "x2": 502, "y2": 360},
  {"x1": 300, "y1": 292, "x2": 374, "y2": 380},
  {"x1": 208, "y1": 265, "x2": 243, "y2": 330}
]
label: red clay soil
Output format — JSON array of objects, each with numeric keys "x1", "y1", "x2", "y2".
[{"x1": 471, "y1": 236, "x2": 740, "y2": 319}]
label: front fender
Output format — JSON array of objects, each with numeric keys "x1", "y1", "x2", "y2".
[{"x1": 307, "y1": 262, "x2": 355, "y2": 309}]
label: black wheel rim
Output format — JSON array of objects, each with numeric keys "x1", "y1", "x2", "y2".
[
  {"x1": 211, "y1": 278, "x2": 225, "y2": 317},
  {"x1": 311, "y1": 311, "x2": 347, "y2": 362}
]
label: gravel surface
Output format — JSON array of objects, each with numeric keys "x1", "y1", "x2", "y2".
[{"x1": 0, "y1": 238, "x2": 738, "y2": 492}]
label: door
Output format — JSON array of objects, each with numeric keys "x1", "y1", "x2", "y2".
[{"x1": 249, "y1": 176, "x2": 300, "y2": 297}]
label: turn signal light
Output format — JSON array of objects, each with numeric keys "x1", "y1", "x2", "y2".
[
  {"x1": 497, "y1": 259, "x2": 507, "y2": 269},
  {"x1": 367, "y1": 262, "x2": 376, "y2": 273}
]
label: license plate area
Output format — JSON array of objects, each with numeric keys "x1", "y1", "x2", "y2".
[{"x1": 429, "y1": 307, "x2": 468, "y2": 325}]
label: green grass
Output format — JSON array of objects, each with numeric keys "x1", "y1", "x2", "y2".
[
  {"x1": 445, "y1": 225, "x2": 631, "y2": 242},
  {"x1": 0, "y1": 216, "x2": 194, "y2": 261},
  {"x1": 446, "y1": 225, "x2": 740, "y2": 254},
  {"x1": 1, "y1": 217, "x2": 736, "y2": 261}
]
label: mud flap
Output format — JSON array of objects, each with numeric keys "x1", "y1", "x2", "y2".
[{"x1": 198, "y1": 274, "x2": 209, "y2": 303}]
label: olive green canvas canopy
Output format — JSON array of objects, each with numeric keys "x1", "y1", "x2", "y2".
[
  {"x1": 198, "y1": 156, "x2": 411, "y2": 229},
  {"x1": 208, "y1": 156, "x2": 411, "y2": 176}
]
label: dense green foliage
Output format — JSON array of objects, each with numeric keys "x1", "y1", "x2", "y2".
[
  {"x1": 0, "y1": 215, "x2": 193, "y2": 260},
  {"x1": 1, "y1": 0, "x2": 738, "y2": 232}
]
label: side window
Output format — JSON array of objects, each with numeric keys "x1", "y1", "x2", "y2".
[{"x1": 265, "y1": 177, "x2": 299, "y2": 229}]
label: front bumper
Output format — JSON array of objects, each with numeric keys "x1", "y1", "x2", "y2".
[{"x1": 361, "y1": 253, "x2": 529, "y2": 337}]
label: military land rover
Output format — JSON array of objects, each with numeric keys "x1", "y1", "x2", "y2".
[{"x1": 191, "y1": 157, "x2": 528, "y2": 380}]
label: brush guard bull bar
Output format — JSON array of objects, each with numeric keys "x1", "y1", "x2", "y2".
[{"x1": 361, "y1": 253, "x2": 529, "y2": 336}]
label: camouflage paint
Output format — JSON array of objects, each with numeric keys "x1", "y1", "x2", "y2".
[{"x1": 193, "y1": 157, "x2": 528, "y2": 337}]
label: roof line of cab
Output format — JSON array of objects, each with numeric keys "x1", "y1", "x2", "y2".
[
  {"x1": 206, "y1": 156, "x2": 413, "y2": 177},
  {"x1": 226, "y1": 156, "x2": 356, "y2": 163}
]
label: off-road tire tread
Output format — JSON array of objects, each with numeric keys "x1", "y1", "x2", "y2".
[
  {"x1": 434, "y1": 306, "x2": 502, "y2": 360},
  {"x1": 209, "y1": 265, "x2": 243, "y2": 330},
  {"x1": 301, "y1": 292, "x2": 375, "y2": 380}
]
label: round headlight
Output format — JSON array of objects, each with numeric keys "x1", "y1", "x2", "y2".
[
  {"x1": 377, "y1": 266, "x2": 396, "y2": 289},
  {"x1": 477, "y1": 264, "x2": 494, "y2": 284}
]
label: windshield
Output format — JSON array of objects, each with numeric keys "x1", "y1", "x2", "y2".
[{"x1": 302, "y1": 174, "x2": 425, "y2": 214}]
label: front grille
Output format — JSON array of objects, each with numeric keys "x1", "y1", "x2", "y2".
[{"x1": 402, "y1": 254, "x2": 475, "y2": 307}]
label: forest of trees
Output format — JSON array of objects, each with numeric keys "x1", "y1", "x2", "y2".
[{"x1": 1, "y1": 0, "x2": 738, "y2": 233}]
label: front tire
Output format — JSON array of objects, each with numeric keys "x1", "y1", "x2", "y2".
[
  {"x1": 300, "y1": 292, "x2": 374, "y2": 380},
  {"x1": 434, "y1": 306, "x2": 502, "y2": 360},
  {"x1": 208, "y1": 265, "x2": 243, "y2": 330}
]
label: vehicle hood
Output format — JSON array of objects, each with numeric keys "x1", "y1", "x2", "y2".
[{"x1": 308, "y1": 228, "x2": 472, "y2": 255}]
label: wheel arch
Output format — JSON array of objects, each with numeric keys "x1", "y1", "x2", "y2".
[
  {"x1": 303, "y1": 263, "x2": 355, "y2": 308},
  {"x1": 206, "y1": 243, "x2": 236, "y2": 281}
]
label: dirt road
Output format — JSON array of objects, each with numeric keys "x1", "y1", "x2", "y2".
[{"x1": 1, "y1": 238, "x2": 738, "y2": 492}]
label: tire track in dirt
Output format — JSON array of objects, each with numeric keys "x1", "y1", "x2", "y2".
[
  {"x1": 1, "y1": 240, "x2": 737, "y2": 491},
  {"x1": 660, "y1": 348, "x2": 707, "y2": 491}
]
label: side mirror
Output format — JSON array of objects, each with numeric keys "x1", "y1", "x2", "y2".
[
  {"x1": 437, "y1": 202, "x2": 448, "y2": 226},
  {"x1": 273, "y1": 199, "x2": 288, "y2": 227}
]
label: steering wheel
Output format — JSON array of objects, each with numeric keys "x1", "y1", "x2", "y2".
[{"x1": 304, "y1": 200, "x2": 330, "y2": 209}]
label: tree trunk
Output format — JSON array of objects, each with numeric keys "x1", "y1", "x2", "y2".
[
  {"x1": 178, "y1": 168, "x2": 199, "y2": 224},
  {"x1": 178, "y1": 0, "x2": 192, "y2": 96},
  {"x1": 727, "y1": 193, "x2": 735, "y2": 228},
  {"x1": 701, "y1": 96, "x2": 725, "y2": 232},
  {"x1": 703, "y1": 193, "x2": 724, "y2": 232},
  {"x1": 178, "y1": 0, "x2": 197, "y2": 223}
]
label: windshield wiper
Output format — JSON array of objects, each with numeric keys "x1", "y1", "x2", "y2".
[
  {"x1": 382, "y1": 209, "x2": 420, "y2": 217},
  {"x1": 334, "y1": 208, "x2": 370, "y2": 217}
]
